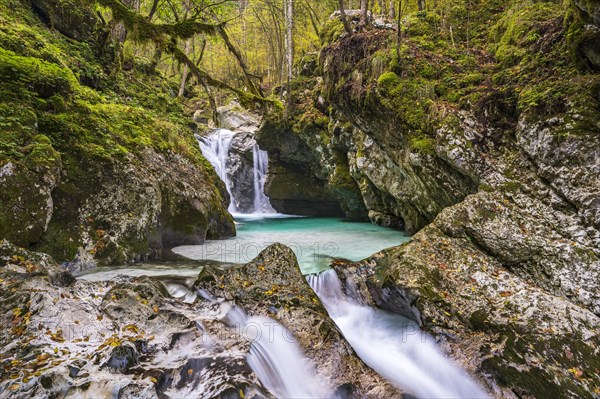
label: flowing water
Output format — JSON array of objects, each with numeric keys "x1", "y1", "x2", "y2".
[
  {"x1": 198, "y1": 129, "x2": 274, "y2": 215},
  {"x1": 197, "y1": 129, "x2": 236, "y2": 213},
  {"x1": 307, "y1": 269, "x2": 489, "y2": 399},
  {"x1": 198, "y1": 290, "x2": 328, "y2": 398}
]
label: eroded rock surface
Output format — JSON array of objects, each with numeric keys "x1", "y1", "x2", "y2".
[{"x1": 0, "y1": 241, "x2": 404, "y2": 398}]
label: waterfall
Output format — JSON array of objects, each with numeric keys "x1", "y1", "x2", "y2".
[
  {"x1": 307, "y1": 269, "x2": 489, "y2": 399},
  {"x1": 197, "y1": 129, "x2": 237, "y2": 213},
  {"x1": 198, "y1": 128, "x2": 275, "y2": 215},
  {"x1": 252, "y1": 145, "x2": 274, "y2": 214},
  {"x1": 200, "y1": 290, "x2": 328, "y2": 398}
]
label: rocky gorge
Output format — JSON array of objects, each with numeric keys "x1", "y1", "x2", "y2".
[{"x1": 1, "y1": 0, "x2": 599, "y2": 397}]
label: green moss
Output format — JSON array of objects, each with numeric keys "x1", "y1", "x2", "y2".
[
  {"x1": 409, "y1": 135, "x2": 435, "y2": 155},
  {"x1": 320, "y1": 18, "x2": 345, "y2": 45},
  {"x1": 377, "y1": 71, "x2": 401, "y2": 90},
  {"x1": 489, "y1": 2, "x2": 562, "y2": 67},
  {"x1": 0, "y1": 48, "x2": 76, "y2": 98}
]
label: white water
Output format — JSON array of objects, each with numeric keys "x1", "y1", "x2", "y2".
[
  {"x1": 198, "y1": 129, "x2": 275, "y2": 215},
  {"x1": 252, "y1": 145, "x2": 275, "y2": 214},
  {"x1": 197, "y1": 129, "x2": 236, "y2": 213},
  {"x1": 307, "y1": 269, "x2": 489, "y2": 399},
  {"x1": 200, "y1": 290, "x2": 328, "y2": 398}
]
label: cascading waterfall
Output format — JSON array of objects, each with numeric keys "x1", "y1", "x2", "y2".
[
  {"x1": 198, "y1": 289, "x2": 327, "y2": 398},
  {"x1": 307, "y1": 269, "x2": 489, "y2": 399},
  {"x1": 198, "y1": 128, "x2": 275, "y2": 215},
  {"x1": 197, "y1": 129, "x2": 237, "y2": 213},
  {"x1": 252, "y1": 145, "x2": 274, "y2": 214}
]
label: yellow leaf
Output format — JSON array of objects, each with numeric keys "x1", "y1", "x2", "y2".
[{"x1": 150, "y1": 377, "x2": 158, "y2": 384}]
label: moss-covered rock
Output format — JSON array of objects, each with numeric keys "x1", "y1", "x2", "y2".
[{"x1": 0, "y1": 0, "x2": 235, "y2": 267}]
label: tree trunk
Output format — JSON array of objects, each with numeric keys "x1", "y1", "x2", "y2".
[
  {"x1": 359, "y1": 0, "x2": 368, "y2": 31},
  {"x1": 338, "y1": 0, "x2": 353, "y2": 35},
  {"x1": 396, "y1": 0, "x2": 402, "y2": 62},
  {"x1": 284, "y1": 0, "x2": 294, "y2": 117},
  {"x1": 388, "y1": 0, "x2": 395, "y2": 19},
  {"x1": 178, "y1": 38, "x2": 191, "y2": 97},
  {"x1": 417, "y1": 0, "x2": 426, "y2": 11}
]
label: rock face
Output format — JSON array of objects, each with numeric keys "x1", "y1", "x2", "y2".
[
  {"x1": 256, "y1": 74, "x2": 369, "y2": 220},
  {"x1": 227, "y1": 131, "x2": 260, "y2": 213},
  {"x1": 32, "y1": 148, "x2": 234, "y2": 271},
  {"x1": 0, "y1": 136, "x2": 61, "y2": 248},
  {"x1": 333, "y1": 219, "x2": 600, "y2": 398},
  {"x1": 0, "y1": 240, "x2": 402, "y2": 399}
]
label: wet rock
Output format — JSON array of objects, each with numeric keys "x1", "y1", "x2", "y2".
[
  {"x1": 196, "y1": 243, "x2": 402, "y2": 397},
  {"x1": 257, "y1": 106, "x2": 368, "y2": 220},
  {"x1": 227, "y1": 131, "x2": 259, "y2": 213},
  {"x1": 335, "y1": 219, "x2": 600, "y2": 398},
  {"x1": 103, "y1": 343, "x2": 139, "y2": 372},
  {"x1": 368, "y1": 210, "x2": 404, "y2": 229},
  {"x1": 217, "y1": 101, "x2": 260, "y2": 131},
  {"x1": 0, "y1": 245, "x2": 266, "y2": 399}
]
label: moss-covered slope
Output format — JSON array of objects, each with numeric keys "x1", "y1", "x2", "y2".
[{"x1": 0, "y1": 0, "x2": 234, "y2": 267}]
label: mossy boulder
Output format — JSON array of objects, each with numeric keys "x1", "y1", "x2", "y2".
[
  {"x1": 0, "y1": 0, "x2": 236, "y2": 267},
  {"x1": 30, "y1": 0, "x2": 101, "y2": 41},
  {"x1": 0, "y1": 135, "x2": 61, "y2": 247}
]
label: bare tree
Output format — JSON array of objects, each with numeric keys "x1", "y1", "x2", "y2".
[
  {"x1": 396, "y1": 0, "x2": 402, "y2": 62},
  {"x1": 284, "y1": 0, "x2": 294, "y2": 116},
  {"x1": 359, "y1": 0, "x2": 368, "y2": 31},
  {"x1": 338, "y1": 0, "x2": 353, "y2": 35}
]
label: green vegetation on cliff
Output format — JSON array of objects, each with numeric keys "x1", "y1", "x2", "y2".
[{"x1": 0, "y1": 0, "x2": 234, "y2": 265}]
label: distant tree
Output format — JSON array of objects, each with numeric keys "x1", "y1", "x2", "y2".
[
  {"x1": 388, "y1": 0, "x2": 395, "y2": 18},
  {"x1": 284, "y1": 0, "x2": 294, "y2": 116},
  {"x1": 338, "y1": 0, "x2": 354, "y2": 35},
  {"x1": 359, "y1": 0, "x2": 368, "y2": 30}
]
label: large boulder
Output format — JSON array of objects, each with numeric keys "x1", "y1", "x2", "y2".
[
  {"x1": 34, "y1": 148, "x2": 234, "y2": 271},
  {"x1": 0, "y1": 135, "x2": 61, "y2": 247}
]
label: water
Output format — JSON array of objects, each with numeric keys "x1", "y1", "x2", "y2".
[
  {"x1": 173, "y1": 215, "x2": 410, "y2": 275},
  {"x1": 197, "y1": 129, "x2": 236, "y2": 213},
  {"x1": 307, "y1": 269, "x2": 489, "y2": 399},
  {"x1": 198, "y1": 129, "x2": 274, "y2": 215},
  {"x1": 201, "y1": 290, "x2": 328, "y2": 398},
  {"x1": 252, "y1": 145, "x2": 274, "y2": 214}
]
